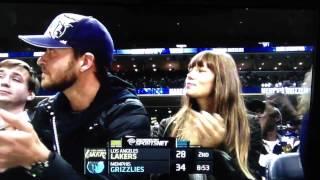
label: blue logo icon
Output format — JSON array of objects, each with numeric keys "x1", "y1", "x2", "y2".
[
  {"x1": 176, "y1": 139, "x2": 189, "y2": 148},
  {"x1": 86, "y1": 161, "x2": 105, "y2": 174}
]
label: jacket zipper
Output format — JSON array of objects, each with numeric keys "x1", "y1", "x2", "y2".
[
  {"x1": 46, "y1": 99, "x2": 61, "y2": 156},
  {"x1": 51, "y1": 115, "x2": 61, "y2": 155}
]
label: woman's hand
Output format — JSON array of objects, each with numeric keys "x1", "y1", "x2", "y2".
[{"x1": 192, "y1": 110, "x2": 226, "y2": 148}]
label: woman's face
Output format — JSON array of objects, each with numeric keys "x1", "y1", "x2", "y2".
[{"x1": 185, "y1": 63, "x2": 215, "y2": 99}]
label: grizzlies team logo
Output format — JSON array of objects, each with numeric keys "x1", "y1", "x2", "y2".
[
  {"x1": 86, "y1": 161, "x2": 105, "y2": 174},
  {"x1": 51, "y1": 21, "x2": 73, "y2": 39},
  {"x1": 45, "y1": 13, "x2": 85, "y2": 40}
]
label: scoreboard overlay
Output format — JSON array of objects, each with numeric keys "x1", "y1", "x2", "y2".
[{"x1": 84, "y1": 137, "x2": 215, "y2": 175}]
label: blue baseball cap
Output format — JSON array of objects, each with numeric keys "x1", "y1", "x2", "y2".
[{"x1": 18, "y1": 13, "x2": 114, "y2": 68}]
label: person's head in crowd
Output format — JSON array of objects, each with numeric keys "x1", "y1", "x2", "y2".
[
  {"x1": 18, "y1": 13, "x2": 114, "y2": 92},
  {"x1": 170, "y1": 50, "x2": 253, "y2": 179},
  {"x1": 297, "y1": 68, "x2": 312, "y2": 116},
  {"x1": 246, "y1": 99, "x2": 266, "y2": 114},
  {"x1": 0, "y1": 59, "x2": 39, "y2": 113},
  {"x1": 258, "y1": 102, "x2": 282, "y2": 140},
  {"x1": 267, "y1": 93, "x2": 299, "y2": 126}
]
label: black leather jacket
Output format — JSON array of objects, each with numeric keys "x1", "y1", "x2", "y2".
[{"x1": 0, "y1": 74, "x2": 150, "y2": 180}]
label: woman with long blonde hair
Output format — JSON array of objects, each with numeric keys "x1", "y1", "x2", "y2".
[{"x1": 156, "y1": 50, "x2": 255, "y2": 179}]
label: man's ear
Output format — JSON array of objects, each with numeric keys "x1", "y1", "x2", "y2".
[
  {"x1": 27, "y1": 92, "x2": 35, "y2": 101},
  {"x1": 80, "y1": 52, "x2": 95, "y2": 72}
]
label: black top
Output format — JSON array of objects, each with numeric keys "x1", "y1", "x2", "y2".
[{"x1": 150, "y1": 114, "x2": 263, "y2": 180}]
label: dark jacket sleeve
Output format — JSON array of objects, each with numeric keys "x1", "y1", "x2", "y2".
[
  {"x1": 105, "y1": 99, "x2": 150, "y2": 138},
  {"x1": 43, "y1": 153, "x2": 86, "y2": 180}
]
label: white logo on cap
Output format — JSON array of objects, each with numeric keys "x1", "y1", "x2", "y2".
[
  {"x1": 50, "y1": 21, "x2": 73, "y2": 39},
  {"x1": 44, "y1": 13, "x2": 86, "y2": 39}
]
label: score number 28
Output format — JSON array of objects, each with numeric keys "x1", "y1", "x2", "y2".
[{"x1": 176, "y1": 150, "x2": 186, "y2": 158}]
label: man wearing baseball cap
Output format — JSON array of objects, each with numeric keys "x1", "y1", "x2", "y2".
[{"x1": 0, "y1": 13, "x2": 149, "y2": 179}]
